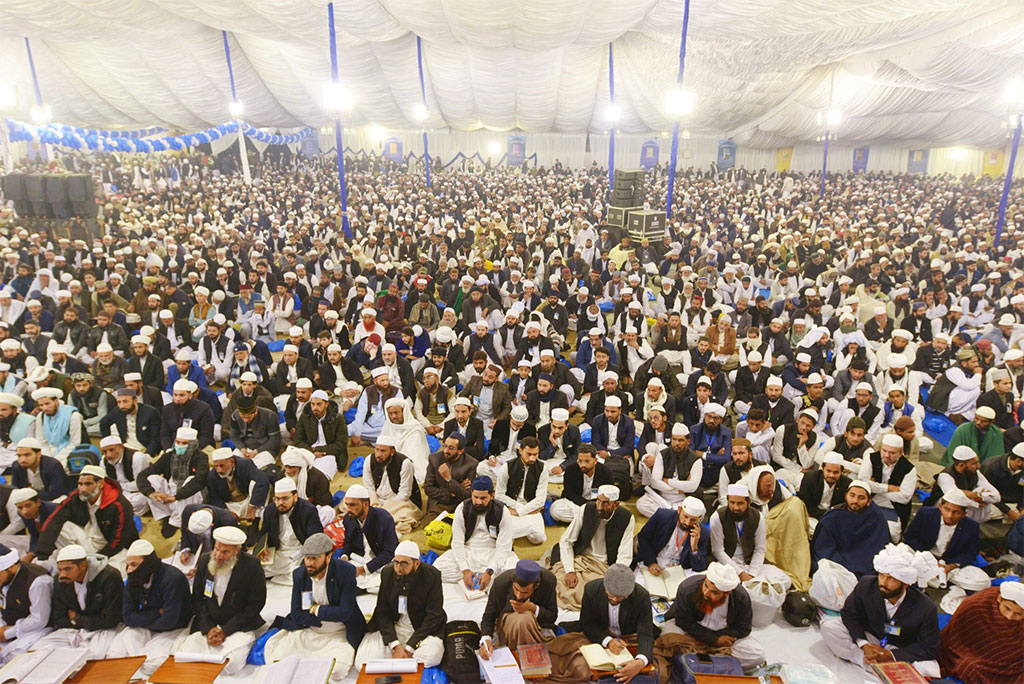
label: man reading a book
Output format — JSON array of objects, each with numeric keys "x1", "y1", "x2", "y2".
[
  {"x1": 478, "y1": 560, "x2": 559, "y2": 658},
  {"x1": 820, "y1": 544, "x2": 941, "y2": 678},
  {"x1": 177, "y1": 525, "x2": 266, "y2": 675},
  {"x1": 433, "y1": 475, "x2": 519, "y2": 591},
  {"x1": 659, "y1": 562, "x2": 765, "y2": 673},
  {"x1": 263, "y1": 533, "x2": 366, "y2": 682},
  {"x1": 576, "y1": 564, "x2": 654, "y2": 683},
  {"x1": 0, "y1": 543, "x2": 53, "y2": 664},
  {"x1": 257, "y1": 477, "x2": 324, "y2": 585}
]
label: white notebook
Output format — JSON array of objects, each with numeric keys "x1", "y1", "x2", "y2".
[
  {"x1": 364, "y1": 659, "x2": 418, "y2": 674},
  {"x1": 0, "y1": 647, "x2": 89, "y2": 684},
  {"x1": 641, "y1": 564, "x2": 686, "y2": 599},
  {"x1": 255, "y1": 655, "x2": 334, "y2": 684}
]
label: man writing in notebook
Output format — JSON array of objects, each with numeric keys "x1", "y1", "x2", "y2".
[
  {"x1": 578, "y1": 564, "x2": 654, "y2": 684},
  {"x1": 478, "y1": 560, "x2": 559, "y2": 657}
]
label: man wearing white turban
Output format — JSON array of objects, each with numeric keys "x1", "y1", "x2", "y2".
[
  {"x1": 659, "y1": 562, "x2": 765, "y2": 672},
  {"x1": 821, "y1": 544, "x2": 941, "y2": 678},
  {"x1": 377, "y1": 397, "x2": 429, "y2": 483},
  {"x1": 281, "y1": 445, "x2": 335, "y2": 525}
]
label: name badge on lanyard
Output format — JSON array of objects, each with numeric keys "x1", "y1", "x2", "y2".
[
  {"x1": 884, "y1": 622, "x2": 901, "y2": 637},
  {"x1": 302, "y1": 591, "x2": 313, "y2": 610},
  {"x1": 398, "y1": 595, "x2": 408, "y2": 614},
  {"x1": 204, "y1": 579, "x2": 215, "y2": 598},
  {"x1": 488, "y1": 525, "x2": 498, "y2": 539}
]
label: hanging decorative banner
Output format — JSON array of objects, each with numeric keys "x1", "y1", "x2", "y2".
[
  {"x1": 301, "y1": 137, "x2": 319, "y2": 159},
  {"x1": 853, "y1": 147, "x2": 869, "y2": 173},
  {"x1": 775, "y1": 147, "x2": 792, "y2": 172},
  {"x1": 907, "y1": 149, "x2": 929, "y2": 174},
  {"x1": 717, "y1": 139, "x2": 736, "y2": 170},
  {"x1": 982, "y1": 149, "x2": 1005, "y2": 177},
  {"x1": 640, "y1": 140, "x2": 660, "y2": 169},
  {"x1": 383, "y1": 137, "x2": 403, "y2": 162},
  {"x1": 507, "y1": 135, "x2": 526, "y2": 166}
]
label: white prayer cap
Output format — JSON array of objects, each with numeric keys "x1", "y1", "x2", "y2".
[
  {"x1": 96, "y1": 343, "x2": 113, "y2": 354},
  {"x1": 892, "y1": 329, "x2": 913, "y2": 341},
  {"x1": 188, "y1": 508, "x2": 213, "y2": 534},
  {"x1": 176, "y1": 426, "x2": 198, "y2": 441},
  {"x1": 649, "y1": 377, "x2": 664, "y2": 389},
  {"x1": 680, "y1": 496, "x2": 705, "y2": 518},
  {"x1": 475, "y1": 320, "x2": 489, "y2": 330},
  {"x1": 239, "y1": 371, "x2": 258, "y2": 383},
  {"x1": 376, "y1": 434, "x2": 396, "y2": 448},
  {"x1": 976, "y1": 406, "x2": 996, "y2": 421},
  {"x1": 881, "y1": 433, "x2": 904, "y2": 449},
  {"x1": 727, "y1": 483, "x2": 749, "y2": 498},
  {"x1": 210, "y1": 447, "x2": 233, "y2": 462},
  {"x1": 453, "y1": 397, "x2": 472, "y2": 408},
  {"x1": 370, "y1": 366, "x2": 389, "y2": 378},
  {"x1": 600, "y1": 371, "x2": 618, "y2": 384},
  {"x1": 540, "y1": 349, "x2": 555, "y2": 358},
  {"x1": 873, "y1": 543, "x2": 938, "y2": 587},
  {"x1": 172, "y1": 379, "x2": 195, "y2": 393},
  {"x1": 935, "y1": 333, "x2": 951, "y2": 343},
  {"x1": 99, "y1": 435, "x2": 122, "y2": 448},
  {"x1": 344, "y1": 484, "x2": 370, "y2": 500},
  {"x1": 604, "y1": 395, "x2": 622, "y2": 408},
  {"x1": 705, "y1": 562, "x2": 740, "y2": 591},
  {"x1": 821, "y1": 452, "x2": 844, "y2": 466},
  {"x1": 31, "y1": 387, "x2": 62, "y2": 401},
  {"x1": 16, "y1": 437, "x2": 43, "y2": 450},
  {"x1": 511, "y1": 405, "x2": 529, "y2": 421},
  {"x1": 131, "y1": 335, "x2": 148, "y2": 346},
  {"x1": 999, "y1": 580, "x2": 1024, "y2": 609},
  {"x1": 160, "y1": 309, "x2": 175, "y2": 320},
  {"x1": 848, "y1": 480, "x2": 872, "y2": 495},
  {"x1": 361, "y1": 308, "x2": 377, "y2": 318},
  {"x1": 941, "y1": 488, "x2": 978, "y2": 509},
  {"x1": 212, "y1": 526, "x2": 247, "y2": 546},
  {"x1": 551, "y1": 408, "x2": 570, "y2": 422},
  {"x1": 766, "y1": 375, "x2": 783, "y2": 387},
  {"x1": 855, "y1": 381, "x2": 874, "y2": 393},
  {"x1": 310, "y1": 390, "x2": 329, "y2": 402},
  {"x1": 0, "y1": 393, "x2": 23, "y2": 408},
  {"x1": 174, "y1": 348, "x2": 192, "y2": 362},
  {"x1": 0, "y1": 548, "x2": 18, "y2": 572},
  {"x1": 9, "y1": 488, "x2": 37, "y2": 505},
  {"x1": 589, "y1": 328, "x2": 603, "y2": 337},
  {"x1": 951, "y1": 445, "x2": 978, "y2": 462},
  {"x1": 283, "y1": 344, "x2": 299, "y2": 354},
  {"x1": 274, "y1": 478, "x2": 297, "y2": 494},
  {"x1": 127, "y1": 539, "x2": 155, "y2": 557},
  {"x1": 806, "y1": 373, "x2": 824, "y2": 385},
  {"x1": 289, "y1": 326, "x2": 303, "y2": 337},
  {"x1": 597, "y1": 484, "x2": 620, "y2": 501},
  {"x1": 423, "y1": 366, "x2": 439, "y2": 377},
  {"x1": 382, "y1": 343, "x2": 396, "y2": 353},
  {"x1": 56, "y1": 545, "x2": 87, "y2": 562},
  {"x1": 394, "y1": 540, "x2": 420, "y2": 560},
  {"x1": 1005, "y1": 349, "x2": 1024, "y2": 362},
  {"x1": 79, "y1": 465, "x2": 105, "y2": 479},
  {"x1": 795, "y1": 352, "x2": 811, "y2": 364},
  {"x1": 705, "y1": 402, "x2": 726, "y2": 417},
  {"x1": 124, "y1": 372, "x2": 143, "y2": 382},
  {"x1": 799, "y1": 408, "x2": 819, "y2": 422},
  {"x1": 672, "y1": 423, "x2": 690, "y2": 438},
  {"x1": 296, "y1": 378, "x2": 313, "y2": 389},
  {"x1": 747, "y1": 351, "x2": 762, "y2": 363},
  {"x1": 887, "y1": 353, "x2": 907, "y2": 369},
  {"x1": 999, "y1": 314, "x2": 1016, "y2": 326}
]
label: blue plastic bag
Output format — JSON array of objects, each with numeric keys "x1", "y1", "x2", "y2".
[
  {"x1": 266, "y1": 338, "x2": 287, "y2": 353},
  {"x1": 427, "y1": 434, "x2": 441, "y2": 453},
  {"x1": 246, "y1": 627, "x2": 280, "y2": 665},
  {"x1": 348, "y1": 456, "x2": 365, "y2": 477}
]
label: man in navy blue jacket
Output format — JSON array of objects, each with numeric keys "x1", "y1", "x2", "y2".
[
  {"x1": 0, "y1": 488, "x2": 58, "y2": 559},
  {"x1": 11, "y1": 437, "x2": 68, "y2": 501},
  {"x1": 108, "y1": 539, "x2": 193, "y2": 676},
  {"x1": 903, "y1": 490, "x2": 980, "y2": 572},
  {"x1": 264, "y1": 533, "x2": 366, "y2": 677},
  {"x1": 339, "y1": 484, "x2": 398, "y2": 593},
  {"x1": 634, "y1": 497, "x2": 709, "y2": 575},
  {"x1": 591, "y1": 396, "x2": 635, "y2": 460},
  {"x1": 206, "y1": 448, "x2": 269, "y2": 523},
  {"x1": 690, "y1": 403, "x2": 733, "y2": 487}
]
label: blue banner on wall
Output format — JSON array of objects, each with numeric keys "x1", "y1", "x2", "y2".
[
  {"x1": 852, "y1": 147, "x2": 869, "y2": 173},
  {"x1": 907, "y1": 149, "x2": 929, "y2": 174},
  {"x1": 301, "y1": 137, "x2": 319, "y2": 159},
  {"x1": 640, "y1": 140, "x2": 660, "y2": 169},
  {"x1": 383, "y1": 137, "x2": 403, "y2": 162},
  {"x1": 717, "y1": 139, "x2": 736, "y2": 170},
  {"x1": 507, "y1": 135, "x2": 526, "y2": 166}
]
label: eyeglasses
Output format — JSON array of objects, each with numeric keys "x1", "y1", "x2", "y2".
[{"x1": 392, "y1": 559, "x2": 414, "y2": 568}]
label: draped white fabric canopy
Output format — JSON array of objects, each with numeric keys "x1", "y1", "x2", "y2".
[{"x1": 2, "y1": 0, "x2": 1024, "y2": 147}]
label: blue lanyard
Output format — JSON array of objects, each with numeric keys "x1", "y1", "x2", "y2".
[{"x1": 705, "y1": 431, "x2": 717, "y2": 452}]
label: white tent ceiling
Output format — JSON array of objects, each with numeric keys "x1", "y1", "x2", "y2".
[{"x1": 1, "y1": 0, "x2": 1024, "y2": 147}]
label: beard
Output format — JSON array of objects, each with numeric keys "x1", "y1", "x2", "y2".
[
  {"x1": 596, "y1": 507, "x2": 613, "y2": 520},
  {"x1": 697, "y1": 591, "x2": 726, "y2": 613},
  {"x1": 217, "y1": 469, "x2": 233, "y2": 479},
  {"x1": 207, "y1": 554, "x2": 238, "y2": 577},
  {"x1": 472, "y1": 504, "x2": 489, "y2": 515}
]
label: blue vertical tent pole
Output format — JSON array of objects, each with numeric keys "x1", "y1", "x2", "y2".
[
  {"x1": 24, "y1": 38, "x2": 43, "y2": 106},
  {"x1": 222, "y1": 31, "x2": 250, "y2": 183},
  {"x1": 607, "y1": 44, "x2": 615, "y2": 202},
  {"x1": 221, "y1": 31, "x2": 237, "y2": 101},
  {"x1": 665, "y1": 0, "x2": 691, "y2": 219},
  {"x1": 327, "y1": 2, "x2": 351, "y2": 238},
  {"x1": 416, "y1": 36, "x2": 431, "y2": 187},
  {"x1": 819, "y1": 130, "x2": 830, "y2": 198},
  {"x1": 995, "y1": 115, "x2": 1023, "y2": 247}
]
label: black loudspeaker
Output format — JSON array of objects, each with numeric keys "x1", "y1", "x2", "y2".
[
  {"x1": 606, "y1": 205, "x2": 640, "y2": 228},
  {"x1": 32, "y1": 201, "x2": 50, "y2": 218},
  {"x1": 1, "y1": 174, "x2": 24, "y2": 201},
  {"x1": 23, "y1": 174, "x2": 46, "y2": 203},
  {"x1": 45, "y1": 176, "x2": 67, "y2": 203},
  {"x1": 614, "y1": 168, "x2": 644, "y2": 182},
  {"x1": 72, "y1": 200, "x2": 96, "y2": 218},
  {"x1": 65, "y1": 174, "x2": 93, "y2": 202},
  {"x1": 12, "y1": 201, "x2": 32, "y2": 217},
  {"x1": 626, "y1": 210, "x2": 667, "y2": 240}
]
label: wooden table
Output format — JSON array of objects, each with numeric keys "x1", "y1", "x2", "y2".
[
  {"x1": 67, "y1": 656, "x2": 146, "y2": 684},
  {"x1": 147, "y1": 656, "x2": 228, "y2": 684},
  {"x1": 694, "y1": 674, "x2": 783, "y2": 684},
  {"x1": 355, "y1": 663, "x2": 424, "y2": 684}
]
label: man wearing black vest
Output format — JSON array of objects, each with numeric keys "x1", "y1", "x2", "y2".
[
  {"x1": 637, "y1": 423, "x2": 702, "y2": 518},
  {"x1": 340, "y1": 484, "x2": 398, "y2": 594},
  {"x1": 537, "y1": 407, "x2": 581, "y2": 477},
  {"x1": 257, "y1": 478, "x2": 323, "y2": 584},
  {"x1": 981, "y1": 443, "x2": 1024, "y2": 522},
  {"x1": 434, "y1": 476, "x2": 518, "y2": 590},
  {"x1": 832, "y1": 382, "x2": 884, "y2": 444},
  {"x1": 0, "y1": 544, "x2": 53, "y2": 663},
  {"x1": 709, "y1": 483, "x2": 768, "y2": 583},
  {"x1": 443, "y1": 397, "x2": 486, "y2": 460},
  {"x1": 798, "y1": 451, "x2": 851, "y2": 523},
  {"x1": 356, "y1": 540, "x2": 445, "y2": 668},
  {"x1": 362, "y1": 434, "x2": 422, "y2": 535},
  {"x1": 98, "y1": 434, "x2": 151, "y2": 517},
  {"x1": 549, "y1": 485, "x2": 634, "y2": 610},
  {"x1": 716, "y1": 439, "x2": 755, "y2": 508},
  {"x1": 857, "y1": 433, "x2": 917, "y2": 540},
  {"x1": 480, "y1": 405, "x2": 536, "y2": 481},
  {"x1": 495, "y1": 437, "x2": 548, "y2": 543},
  {"x1": 549, "y1": 445, "x2": 613, "y2": 523}
]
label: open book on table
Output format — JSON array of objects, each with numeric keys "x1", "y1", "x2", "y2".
[
  {"x1": 254, "y1": 655, "x2": 334, "y2": 684},
  {"x1": 640, "y1": 564, "x2": 686, "y2": 599},
  {"x1": 578, "y1": 643, "x2": 635, "y2": 671},
  {"x1": 0, "y1": 647, "x2": 88, "y2": 684}
]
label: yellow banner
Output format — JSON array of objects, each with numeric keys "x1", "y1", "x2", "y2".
[
  {"x1": 776, "y1": 147, "x2": 793, "y2": 172},
  {"x1": 982, "y1": 149, "x2": 1005, "y2": 177}
]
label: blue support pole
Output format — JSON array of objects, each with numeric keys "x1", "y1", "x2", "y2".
[
  {"x1": 666, "y1": 0, "x2": 691, "y2": 219},
  {"x1": 819, "y1": 131, "x2": 831, "y2": 199},
  {"x1": 416, "y1": 36, "x2": 431, "y2": 187},
  {"x1": 607, "y1": 44, "x2": 615, "y2": 201},
  {"x1": 327, "y1": 2, "x2": 351, "y2": 238},
  {"x1": 23, "y1": 38, "x2": 43, "y2": 106},
  {"x1": 995, "y1": 115, "x2": 1023, "y2": 248},
  {"x1": 221, "y1": 31, "x2": 238, "y2": 101}
]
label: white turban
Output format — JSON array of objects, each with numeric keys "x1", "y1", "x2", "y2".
[
  {"x1": 705, "y1": 562, "x2": 740, "y2": 591},
  {"x1": 597, "y1": 484, "x2": 620, "y2": 501},
  {"x1": 281, "y1": 446, "x2": 314, "y2": 468},
  {"x1": 873, "y1": 543, "x2": 939, "y2": 587},
  {"x1": 188, "y1": 508, "x2": 214, "y2": 534},
  {"x1": 212, "y1": 526, "x2": 247, "y2": 546},
  {"x1": 999, "y1": 581, "x2": 1024, "y2": 609}
]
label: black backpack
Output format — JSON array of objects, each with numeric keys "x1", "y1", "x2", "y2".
[
  {"x1": 926, "y1": 372, "x2": 954, "y2": 413},
  {"x1": 442, "y1": 619, "x2": 483, "y2": 684},
  {"x1": 604, "y1": 454, "x2": 633, "y2": 502}
]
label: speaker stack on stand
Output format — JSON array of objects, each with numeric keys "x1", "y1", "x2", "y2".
[
  {"x1": 605, "y1": 169, "x2": 666, "y2": 243},
  {"x1": 1, "y1": 173, "x2": 97, "y2": 219}
]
